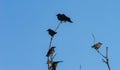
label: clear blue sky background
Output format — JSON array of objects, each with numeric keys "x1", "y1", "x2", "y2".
[{"x1": 0, "y1": 0, "x2": 120, "y2": 70}]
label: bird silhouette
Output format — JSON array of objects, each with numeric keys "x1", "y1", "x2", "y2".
[
  {"x1": 56, "y1": 14, "x2": 64, "y2": 23},
  {"x1": 47, "y1": 29, "x2": 57, "y2": 37},
  {"x1": 56, "y1": 13, "x2": 73, "y2": 23},
  {"x1": 92, "y1": 42, "x2": 102, "y2": 50},
  {"x1": 46, "y1": 47, "x2": 55, "y2": 57},
  {"x1": 62, "y1": 14, "x2": 73, "y2": 23},
  {"x1": 52, "y1": 61, "x2": 63, "y2": 70}
]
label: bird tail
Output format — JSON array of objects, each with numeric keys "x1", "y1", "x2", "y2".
[
  {"x1": 69, "y1": 20, "x2": 73, "y2": 23},
  {"x1": 57, "y1": 61, "x2": 63, "y2": 63}
]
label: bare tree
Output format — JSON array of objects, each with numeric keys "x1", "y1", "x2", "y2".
[
  {"x1": 46, "y1": 13, "x2": 72, "y2": 70},
  {"x1": 45, "y1": 14, "x2": 111, "y2": 70},
  {"x1": 91, "y1": 34, "x2": 111, "y2": 70}
]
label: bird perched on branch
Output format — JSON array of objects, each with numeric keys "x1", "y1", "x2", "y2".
[
  {"x1": 92, "y1": 42, "x2": 102, "y2": 50},
  {"x1": 47, "y1": 29, "x2": 57, "y2": 37},
  {"x1": 52, "y1": 61, "x2": 63, "y2": 70},
  {"x1": 56, "y1": 13, "x2": 73, "y2": 23},
  {"x1": 46, "y1": 47, "x2": 55, "y2": 57}
]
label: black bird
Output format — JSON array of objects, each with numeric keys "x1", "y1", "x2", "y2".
[
  {"x1": 92, "y1": 42, "x2": 102, "y2": 50},
  {"x1": 56, "y1": 13, "x2": 73, "y2": 23},
  {"x1": 62, "y1": 14, "x2": 73, "y2": 23},
  {"x1": 47, "y1": 29, "x2": 57, "y2": 37},
  {"x1": 56, "y1": 14, "x2": 64, "y2": 23},
  {"x1": 46, "y1": 47, "x2": 55, "y2": 57},
  {"x1": 52, "y1": 61, "x2": 63, "y2": 70}
]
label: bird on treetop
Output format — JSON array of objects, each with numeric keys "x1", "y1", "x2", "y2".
[
  {"x1": 92, "y1": 42, "x2": 102, "y2": 50},
  {"x1": 56, "y1": 14, "x2": 64, "y2": 23},
  {"x1": 56, "y1": 13, "x2": 73, "y2": 23},
  {"x1": 47, "y1": 29, "x2": 57, "y2": 37},
  {"x1": 46, "y1": 46, "x2": 55, "y2": 57}
]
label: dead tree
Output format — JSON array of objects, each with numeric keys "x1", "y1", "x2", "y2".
[
  {"x1": 46, "y1": 13, "x2": 72, "y2": 70},
  {"x1": 91, "y1": 34, "x2": 111, "y2": 70}
]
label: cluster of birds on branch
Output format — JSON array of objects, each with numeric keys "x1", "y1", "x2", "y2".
[
  {"x1": 47, "y1": 13, "x2": 73, "y2": 37},
  {"x1": 46, "y1": 13, "x2": 103, "y2": 70},
  {"x1": 46, "y1": 13, "x2": 73, "y2": 70}
]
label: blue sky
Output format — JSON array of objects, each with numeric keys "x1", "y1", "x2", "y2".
[{"x1": 0, "y1": 0, "x2": 120, "y2": 70}]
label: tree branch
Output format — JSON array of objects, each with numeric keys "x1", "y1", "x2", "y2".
[
  {"x1": 79, "y1": 65, "x2": 82, "y2": 70},
  {"x1": 92, "y1": 33, "x2": 96, "y2": 44},
  {"x1": 96, "y1": 47, "x2": 111, "y2": 70},
  {"x1": 96, "y1": 50, "x2": 106, "y2": 59},
  {"x1": 47, "y1": 22, "x2": 62, "y2": 70},
  {"x1": 55, "y1": 22, "x2": 62, "y2": 32},
  {"x1": 106, "y1": 47, "x2": 111, "y2": 70}
]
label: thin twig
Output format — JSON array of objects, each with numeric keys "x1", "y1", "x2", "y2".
[
  {"x1": 106, "y1": 47, "x2": 108, "y2": 59},
  {"x1": 49, "y1": 37, "x2": 54, "y2": 49},
  {"x1": 55, "y1": 22, "x2": 62, "y2": 32},
  {"x1": 96, "y1": 50, "x2": 106, "y2": 59},
  {"x1": 96, "y1": 47, "x2": 111, "y2": 70},
  {"x1": 49, "y1": 22, "x2": 62, "y2": 49},
  {"x1": 80, "y1": 65, "x2": 82, "y2": 70},
  {"x1": 92, "y1": 33, "x2": 96, "y2": 44},
  {"x1": 106, "y1": 47, "x2": 111, "y2": 70}
]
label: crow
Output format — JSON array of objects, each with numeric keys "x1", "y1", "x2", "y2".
[
  {"x1": 46, "y1": 47, "x2": 55, "y2": 57},
  {"x1": 56, "y1": 14, "x2": 64, "y2": 23},
  {"x1": 52, "y1": 61, "x2": 63, "y2": 70},
  {"x1": 62, "y1": 14, "x2": 73, "y2": 23},
  {"x1": 47, "y1": 29, "x2": 57, "y2": 37},
  {"x1": 92, "y1": 42, "x2": 102, "y2": 50},
  {"x1": 56, "y1": 13, "x2": 73, "y2": 23}
]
